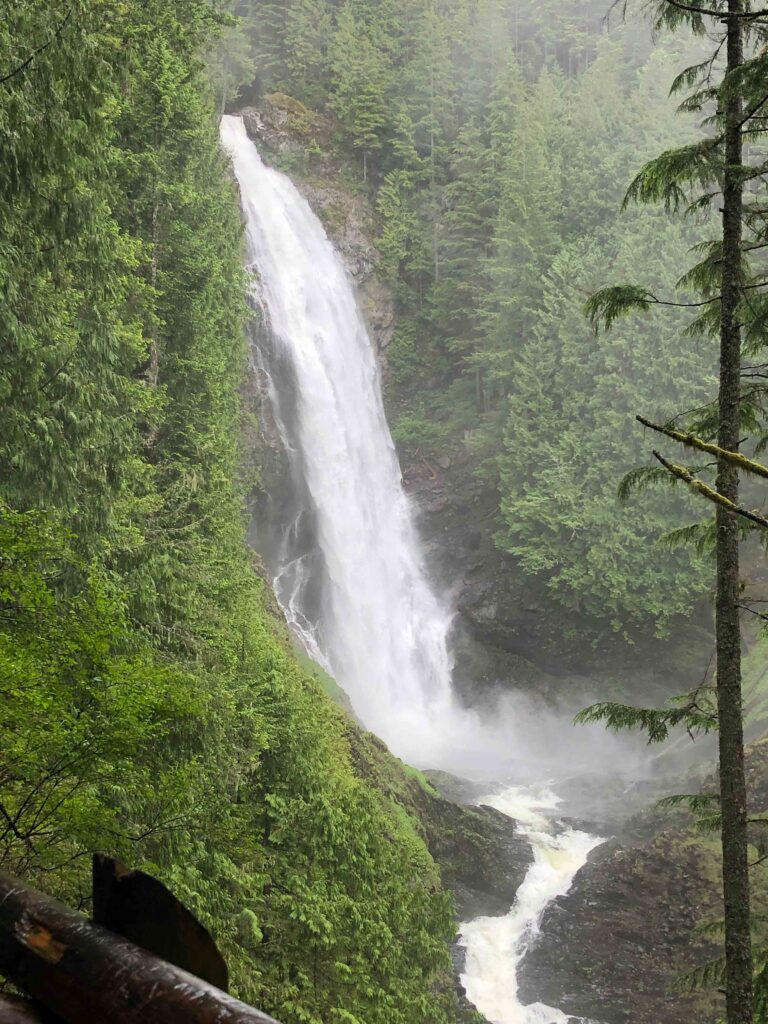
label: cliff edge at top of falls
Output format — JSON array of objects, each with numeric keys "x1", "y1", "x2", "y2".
[{"x1": 238, "y1": 99, "x2": 395, "y2": 362}]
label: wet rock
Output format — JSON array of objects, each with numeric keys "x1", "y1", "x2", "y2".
[
  {"x1": 517, "y1": 741, "x2": 768, "y2": 1024},
  {"x1": 427, "y1": 496, "x2": 449, "y2": 514},
  {"x1": 423, "y1": 770, "x2": 489, "y2": 806},
  {"x1": 239, "y1": 100, "x2": 395, "y2": 362},
  {"x1": 416, "y1": 789, "x2": 533, "y2": 921},
  {"x1": 517, "y1": 827, "x2": 723, "y2": 1024}
]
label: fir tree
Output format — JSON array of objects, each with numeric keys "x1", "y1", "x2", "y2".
[
  {"x1": 329, "y1": 4, "x2": 390, "y2": 179},
  {"x1": 584, "y1": 4, "x2": 768, "y2": 1019}
]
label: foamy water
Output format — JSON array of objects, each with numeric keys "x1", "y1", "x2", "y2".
[{"x1": 460, "y1": 786, "x2": 603, "y2": 1024}]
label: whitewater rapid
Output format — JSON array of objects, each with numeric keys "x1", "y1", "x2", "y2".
[{"x1": 460, "y1": 787, "x2": 603, "y2": 1024}]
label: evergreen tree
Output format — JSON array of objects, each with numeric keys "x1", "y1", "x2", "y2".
[
  {"x1": 497, "y1": 221, "x2": 713, "y2": 633},
  {"x1": 284, "y1": 0, "x2": 333, "y2": 105},
  {"x1": 584, "y1": 3, "x2": 768, "y2": 1019},
  {"x1": 478, "y1": 67, "x2": 567, "y2": 413},
  {"x1": 329, "y1": 5, "x2": 390, "y2": 179},
  {"x1": 0, "y1": 1, "x2": 146, "y2": 535}
]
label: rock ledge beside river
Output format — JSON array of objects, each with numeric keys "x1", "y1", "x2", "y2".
[{"x1": 518, "y1": 740, "x2": 768, "y2": 1024}]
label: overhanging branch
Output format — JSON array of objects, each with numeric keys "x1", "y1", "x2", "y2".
[
  {"x1": 651, "y1": 450, "x2": 768, "y2": 528},
  {"x1": 663, "y1": 0, "x2": 768, "y2": 19},
  {"x1": 0, "y1": 10, "x2": 72, "y2": 87},
  {"x1": 637, "y1": 414, "x2": 768, "y2": 479}
]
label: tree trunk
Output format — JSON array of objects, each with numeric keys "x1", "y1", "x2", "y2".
[
  {"x1": 147, "y1": 190, "x2": 160, "y2": 389},
  {"x1": 717, "y1": 4, "x2": 752, "y2": 1023}
]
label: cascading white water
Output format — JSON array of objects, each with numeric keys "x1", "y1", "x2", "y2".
[
  {"x1": 460, "y1": 787, "x2": 603, "y2": 1024},
  {"x1": 220, "y1": 115, "x2": 463, "y2": 765},
  {"x1": 221, "y1": 113, "x2": 606, "y2": 1024}
]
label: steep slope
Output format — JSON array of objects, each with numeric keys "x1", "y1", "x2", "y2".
[{"x1": 0, "y1": 8, "x2": 494, "y2": 1024}]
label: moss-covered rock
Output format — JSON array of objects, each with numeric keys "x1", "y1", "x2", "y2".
[
  {"x1": 343, "y1": 731, "x2": 530, "y2": 1024},
  {"x1": 345, "y1": 731, "x2": 532, "y2": 922}
]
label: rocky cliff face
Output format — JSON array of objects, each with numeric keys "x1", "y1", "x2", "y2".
[
  {"x1": 520, "y1": 819, "x2": 723, "y2": 1024},
  {"x1": 240, "y1": 99, "x2": 395, "y2": 361}
]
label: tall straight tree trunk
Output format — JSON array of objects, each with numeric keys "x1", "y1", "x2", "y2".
[{"x1": 718, "y1": 4, "x2": 752, "y2": 1022}]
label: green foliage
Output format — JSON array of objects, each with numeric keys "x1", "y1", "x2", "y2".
[
  {"x1": 623, "y1": 140, "x2": 721, "y2": 212},
  {"x1": 0, "y1": 1, "x2": 148, "y2": 534},
  {"x1": 575, "y1": 684, "x2": 718, "y2": 744},
  {"x1": 584, "y1": 285, "x2": 656, "y2": 331},
  {"x1": 0, "y1": 5, "x2": 460, "y2": 1023},
  {"x1": 0, "y1": 504, "x2": 204, "y2": 885},
  {"x1": 328, "y1": 5, "x2": 389, "y2": 174},
  {"x1": 495, "y1": 222, "x2": 714, "y2": 633}
]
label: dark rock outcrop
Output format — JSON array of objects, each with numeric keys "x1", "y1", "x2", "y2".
[
  {"x1": 517, "y1": 739, "x2": 768, "y2": 1024},
  {"x1": 518, "y1": 824, "x2": 723, "y2": 1024},
  {"x1": 422, "y1": 797, "x2": 532, "y2": 921}
]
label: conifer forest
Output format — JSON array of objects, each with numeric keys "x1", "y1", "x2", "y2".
[{"x1": 6, "y1": 2, "x2": 768, "y2": 1023}]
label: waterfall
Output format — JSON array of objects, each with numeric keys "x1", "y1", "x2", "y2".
[
  {"x1": 221, "y1": 114, "x2": 607, "y2": 1024},
  {"x1": 220, "y1": 115, "x2": 463, "y2": 766}
]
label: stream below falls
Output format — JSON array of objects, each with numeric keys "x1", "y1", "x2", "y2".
[
  {"x1": 460, "y1": 786, "x2": 603, "y2": 1024},
  {"x1": 221, "y1": 113, "x2": 606, "y2": 1024}
]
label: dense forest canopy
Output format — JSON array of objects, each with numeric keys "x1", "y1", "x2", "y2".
[
  {"x1": 1, "y1": 5, "x2": 461, "y2": 1023},
  {"x1": 6, "y1": 1, "x2": 768, "y2": 1023}
]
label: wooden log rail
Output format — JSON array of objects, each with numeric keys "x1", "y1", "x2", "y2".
[{"x1": 0, "y1": 872, "x2": 281, "y2": 1024}]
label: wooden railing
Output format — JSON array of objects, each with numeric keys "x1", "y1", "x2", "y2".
[{"x1": 0, "y1": 862, "x2": 281, "y2": 1024}]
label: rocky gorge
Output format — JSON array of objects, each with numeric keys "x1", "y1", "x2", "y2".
[{"x1": 238, "y1": 95, "x2": 715, "y2": 710}]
